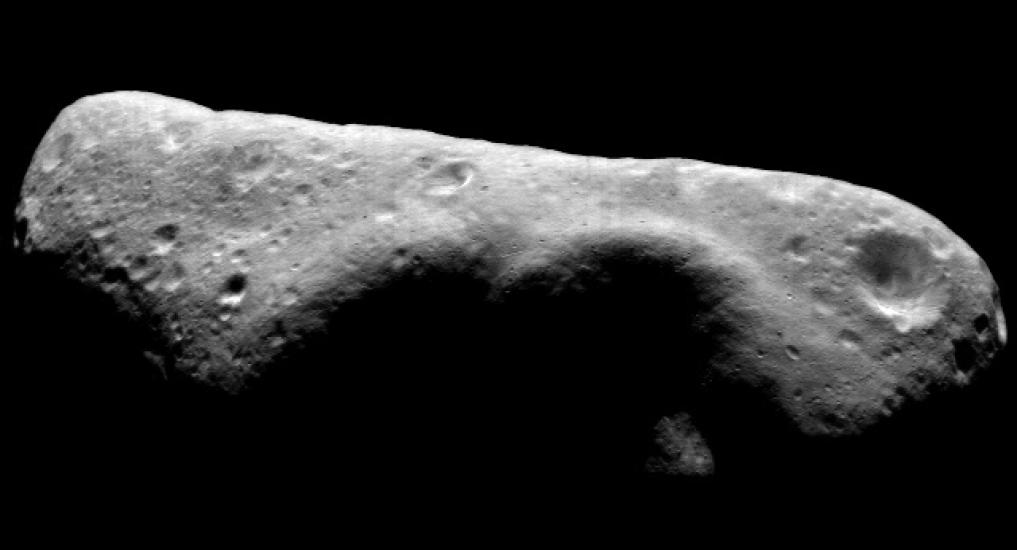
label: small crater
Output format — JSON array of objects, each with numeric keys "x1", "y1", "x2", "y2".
[
  {"x1": 127, "y1": 255, "x2": 155, "y2": 281},
  {"x1": 782, "y1": 235, "x2": 808, "y2": 258},
  {"x1": 161, "y1": 121, "x2": 198, "y2": 152},
  {"x1": 881, "y1": 345, "x2": 903, "y2": 359},
  {"x1": 224, "y1": 273, "x2": 247, "y2": 294},
  {"x1": 921, "y1": 225, "x2": 949, "y2": 253},
  {"x1": 910, "y1": 369, "x2": 928, "y2": 386},
  {"x1": 153, "y1": 224, "x2": 179, "y2": 241},
  {"x1": 973, "y1": 313, "x2": 990, "y2": 335},
  {"x1": 102, "y1": 266, "x2": 130, "y2": 284},
  {"x1": 166, "y1": 120, "x2": 197, "y2": 141},
  {"x1": 785, "y1": 345, "x2": 800, "y2": 361},
  {"x1": 336, "y1": 168, "x2": 358, "y2": 183},
  {"x1": 232, "y1": 140, "x2": 276, "y2": 172},
  {"x1": 40, "y1": 133, "x2": 75, "y2": 173},
  {"x1": 952, "y1": 338, "x2": 978, "y2": 374},
  {"x1": 413, "y1": 155, "x2": 437, "y2": 170},
  {"x1": 228, "y1": 140, "x2": 278, "y2": 191},
  {"x1": 218, "y1": 273, "x2": 248, "y2": 308},
  {"x1": 280, "y1": 287, "x2": 300, "y2": 306},
  {"x1": 424, "y1": 161, "x2": 476, "y2": 197},
  {"x1": 821, "y1": 411, "x2": 846, "y2": 431},
  {"x1": 295, "y1": 183, "x2": 313, "y2": 194},
  {"x1": 836, "y1": 329, "x2": 862, "y2": 350},
  {"x1": 446, "y1": 161, "x2": 475, "y2": 184},
  {"x1": 162, "y1": 262, "x2": 187, "y2": 292},
  {"x1": 169, "y1": 320, "x2": 186, "y2": 343},
  {"x1": 305, "y1": 138, "x2": 334, "y2": 159}
]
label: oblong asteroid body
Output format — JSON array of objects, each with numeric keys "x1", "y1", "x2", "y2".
[{"x1": 15, "y1": 91, "x2": 1006, "y2": 447}]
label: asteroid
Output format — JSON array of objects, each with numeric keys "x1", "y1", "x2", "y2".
[{"x1": 13, "y1": 91, "x2": 1006, "y2": 481}]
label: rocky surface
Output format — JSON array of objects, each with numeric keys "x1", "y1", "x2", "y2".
[{"x1": 14, "y1": 91, "x2": 1007, "y2": 478}]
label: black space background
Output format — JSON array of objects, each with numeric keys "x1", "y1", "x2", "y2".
[{"x1": 4, "y1": 16, "x2": 1014, "y2": 538}]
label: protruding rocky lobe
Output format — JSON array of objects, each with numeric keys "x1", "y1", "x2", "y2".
[{"x1": 14, "y1": 92, "x2": 1006, "y2": 472}]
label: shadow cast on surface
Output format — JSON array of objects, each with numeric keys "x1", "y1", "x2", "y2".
[{"x1": 9, "y1": 247, "x2": 1011, "y2": 517}]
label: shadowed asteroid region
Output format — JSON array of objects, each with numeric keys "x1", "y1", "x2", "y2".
[{"x1": 13, "y1": 92, "x2": 1007, "y2": 488}]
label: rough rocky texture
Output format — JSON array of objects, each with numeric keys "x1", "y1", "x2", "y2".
[{"x1": 14, "y1": 91, "x2": 1007, "y2": 477}]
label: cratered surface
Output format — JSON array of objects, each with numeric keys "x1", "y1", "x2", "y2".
[{"x1": 13, "y1": 91, "x2": 1007, "y2": 481}]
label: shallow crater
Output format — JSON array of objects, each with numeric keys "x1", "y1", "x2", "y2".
[
  {"x1": 851, "y1": 230, "x2": 949, "y2": 332},
  {"x1": 852, "y1": 230, "x2": 937, "y2": 298}
]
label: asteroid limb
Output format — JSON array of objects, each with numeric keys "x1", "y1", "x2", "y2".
[{"x1": 14, "y1": 92, "x2": 1006, "y2": 479}]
